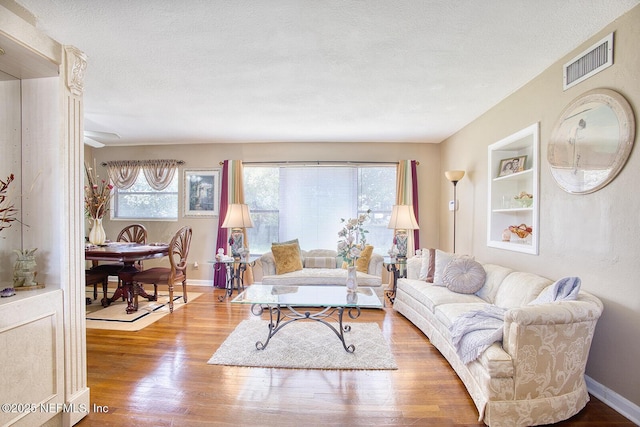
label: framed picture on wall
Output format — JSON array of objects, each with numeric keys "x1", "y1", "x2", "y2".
[
  {"x1": 498, "y1": 155, "x2": 527, "y2": 177},
  {"x1": 184, "y1": 169, "x2": 221, "y2": 217}
]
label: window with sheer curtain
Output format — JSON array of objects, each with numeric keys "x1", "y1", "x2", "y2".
[
  {"x1": 112, "y1": 172, "x2": 179, "y2": 220},
  {"x1": 244, "y1": 164, "x2": 396, "y2": 254}
]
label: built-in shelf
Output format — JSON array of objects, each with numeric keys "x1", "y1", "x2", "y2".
[{"x1": 487, "y1": 123, "x2": 539, "y2": 254}]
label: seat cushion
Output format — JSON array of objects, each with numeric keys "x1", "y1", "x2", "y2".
[
  {"x1": 91, "y1": 262, "x2": 125, "y2": 275},
  {"x1": 134, "y1": 267, "x2": 184, "y2": 284},
  {"x1": 396, "y1": 278, "x2": 485, "y2": 313},
  {"x1": 85, "y1": 269, "x2": 108, "y2": 284}
]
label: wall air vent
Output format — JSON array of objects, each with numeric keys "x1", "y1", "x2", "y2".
[{"x1": 563, "y1": 32, "x2": 613, "y2": 90}]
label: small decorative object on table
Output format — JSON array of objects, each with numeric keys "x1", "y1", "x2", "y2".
[
  {"x1": 502, "y1": 228, "x2": 512, "y2": 242},
  {"x1": 387, "y1": 246, "x2": 399, "y2": 262},
  {"x1": 85, "y1": 162, "x2": 113, "y2": 245},
  {"x1": 88, "y1": 217, "x2": 106, "y2": 246},
  {"x1": 337, "y1": 210, "x2": 371, "y2": 293},
  {"x1": 13, "y1": 248, "x2": 38, "y2": 287},
  {"x1": 0, "y1": 287, "x2": 15, "y2": 298},
  {"x1": 345, "y1": 265, "x2": 358, "y2": 292},
  {"x1": 346, "y1": 291, "x2": 358, "y2": 304}
]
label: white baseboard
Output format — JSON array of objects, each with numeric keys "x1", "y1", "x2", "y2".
[
  {"x1": 586, "y1": 375, "x2": 640, "y2": 425},
  {"x1": 187, "y1": 279, "x2": 214, "y2": 286}
]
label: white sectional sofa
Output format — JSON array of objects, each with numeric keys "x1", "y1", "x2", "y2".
[
  {"x1": 259, "y1": 249, "x2": 385, "y2": 300},
  {"x1": 393, "y1": 251, "x2": 603, "y2": 427}
]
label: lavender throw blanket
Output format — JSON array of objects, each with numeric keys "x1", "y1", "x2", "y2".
[
  {"x1": 450, "y1": 277, "x2": 581, "y2": 364},
  {"x1": 450, "y1": 304, "x2": 507, "y2": 364}
]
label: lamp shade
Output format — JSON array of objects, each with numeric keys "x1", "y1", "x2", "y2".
[
  {"x1": 221, "y1": 204, "x2": 254, "y2": 228},
  {"x1": 387, "y1": 205, "x2": 420, "y2": 230},
  {"x1": 445, "y1": 170, "x2": 465, "y2": 182}
]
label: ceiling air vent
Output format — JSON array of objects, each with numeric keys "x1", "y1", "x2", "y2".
[{"x1": 563, "y1": 33, "x2": 613, "y2": 90}]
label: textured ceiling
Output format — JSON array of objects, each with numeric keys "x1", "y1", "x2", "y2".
[{"x1": 12, "y1": 0, "x2": 640, "y2": 146}]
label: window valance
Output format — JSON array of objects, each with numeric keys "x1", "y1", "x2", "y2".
[{"x1": 105, "y1": 159, "x2": 183, "y2": 190}]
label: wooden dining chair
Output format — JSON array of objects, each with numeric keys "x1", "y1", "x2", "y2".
[
  {"x1": 85, "y1": 269, "x2": 109, "y2": 305},
  {"x1": 131, "y1": 226, "x2": 192, "y2": 312},
  {"x1": 91, "y1": 223, "x2": 148, "y2": 292}
]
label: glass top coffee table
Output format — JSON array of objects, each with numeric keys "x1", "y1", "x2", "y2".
[{"x1": 232, "y1": 285, "x2": 383, "y2": 353}]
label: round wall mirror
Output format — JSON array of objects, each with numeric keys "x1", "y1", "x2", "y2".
[{"x1": 548, "y1": 88, "x2": 635, "y2": 194}]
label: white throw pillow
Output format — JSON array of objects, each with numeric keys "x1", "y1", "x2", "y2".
[
  {"x1": 443, "y1": 257, "x2": 486, "y2": 294},
  {"x1": 433, "y1": 249, "x2": 455, "y2": 286},
  {"x1": 418, "y1": 248, "x2": 434, "y2": 281}
]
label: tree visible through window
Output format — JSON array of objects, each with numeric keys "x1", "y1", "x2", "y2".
[
  {"x1": 244, "y1": 164, "x2": 396, "y2": 254},
  {"x1": 112, "y1": 172, "x2": 179, "y2": 220}
]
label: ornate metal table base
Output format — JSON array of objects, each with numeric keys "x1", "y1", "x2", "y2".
[
  {"x1": 215, "y1": 261, "x2": 247, "y2": 302},
  {"x1": 251, "y1": 304, "x2": 362, "y2": 353}
]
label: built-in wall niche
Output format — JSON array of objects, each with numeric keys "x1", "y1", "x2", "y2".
[
  {"x1": 0, "y1": 70, "x2": 21, "y2": 275},
  {"x1": 487, "y1": 123, "x2": 539, "y2": 254},
  {"x1": 0, "y1": 68, "x2": 62, "y2": 289}
]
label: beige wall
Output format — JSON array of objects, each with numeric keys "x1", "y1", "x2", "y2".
[
  {"x1": 439, "y1": 5, "x2": 640, "y2": 408},
  {"x1": 84, "y1": 3, "x2": 640, "y2": 413},
  {"x1": 87, "y1": 141, "x2": 441, "y2": 282}
]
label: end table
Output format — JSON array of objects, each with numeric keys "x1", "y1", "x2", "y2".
[{"x1": 383, "y1": 257, "x2": 406, "y2": 303}]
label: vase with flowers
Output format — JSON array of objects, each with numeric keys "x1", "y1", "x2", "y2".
[
  {"x1": 85, "y1": 163, "x2": 113, "y2": 245},
  {"x1": 337, "y1": 210, "x2": 370, "y2": 292}
]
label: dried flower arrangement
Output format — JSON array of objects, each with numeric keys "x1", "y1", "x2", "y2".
[
  {"x1": 0, "y1": 174, "x2": 18, "y2": 233},
  {"x1": 84, "y1": 163, "x2": 113, "y2": 219}
]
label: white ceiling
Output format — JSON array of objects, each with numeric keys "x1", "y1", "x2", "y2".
[{"x1": 13, "y1": 0, "x2": 640, "y2": 146}]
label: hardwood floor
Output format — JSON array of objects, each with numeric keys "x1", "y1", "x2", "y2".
[{"x1": 79, "y1": 286, "x2": 633, "y2": 426}]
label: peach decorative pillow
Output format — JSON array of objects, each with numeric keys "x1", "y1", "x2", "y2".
[
  {"x1": 271, "y1": 243, "x2": 303, "y2": 275},
  {"x1": 355, "y1": 245, "x2": 374, "y2": 273}
]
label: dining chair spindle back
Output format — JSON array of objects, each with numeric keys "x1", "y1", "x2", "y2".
[{"x1": 131, "y1": 226, "x2": 192, "y2": 312}]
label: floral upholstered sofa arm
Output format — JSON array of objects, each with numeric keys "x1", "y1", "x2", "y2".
[{"x1": 502, "y1": 293, "x2": 603, "y2": 402}]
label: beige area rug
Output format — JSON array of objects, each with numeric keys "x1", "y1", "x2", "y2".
[
  {"x1": 85, "y1": 291, "x2": 201, "y2": 331},
  {"x1": 208, "y1": 319, "x2": 398, "y2": 370}
]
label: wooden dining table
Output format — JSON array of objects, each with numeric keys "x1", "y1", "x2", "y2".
[{"x1": 85, "y1": 242, "x2": 170, "y2": 314}]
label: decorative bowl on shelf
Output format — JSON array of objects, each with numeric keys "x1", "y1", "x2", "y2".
[
  {"x1": 514, "y1": 198, "x2": 533, "y2": 207},
  {"x1": 509, "y1": 224, "x2": 533, "y2": 239},
  {"x1": 513, "y1": 191, "x2": 533, "y2": 208}
]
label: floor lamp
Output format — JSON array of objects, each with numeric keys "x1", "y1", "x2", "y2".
[{"x1": 445, "y1": 170, "x2": 465, "y2": 253}]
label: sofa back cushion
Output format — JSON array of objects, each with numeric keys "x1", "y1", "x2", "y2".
[
  {"x1": 494, "y1": 271, "x2": 553, "y2": 309},
  {"x1": 304, "y1": 249, "x2": 338, "y2": 258},
  {"x1": 304, "y1": 257, "x2": 337, "y2": 268},
  {"x1": 476, "y1": 264, "x2": 514, "y2": 303}
]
